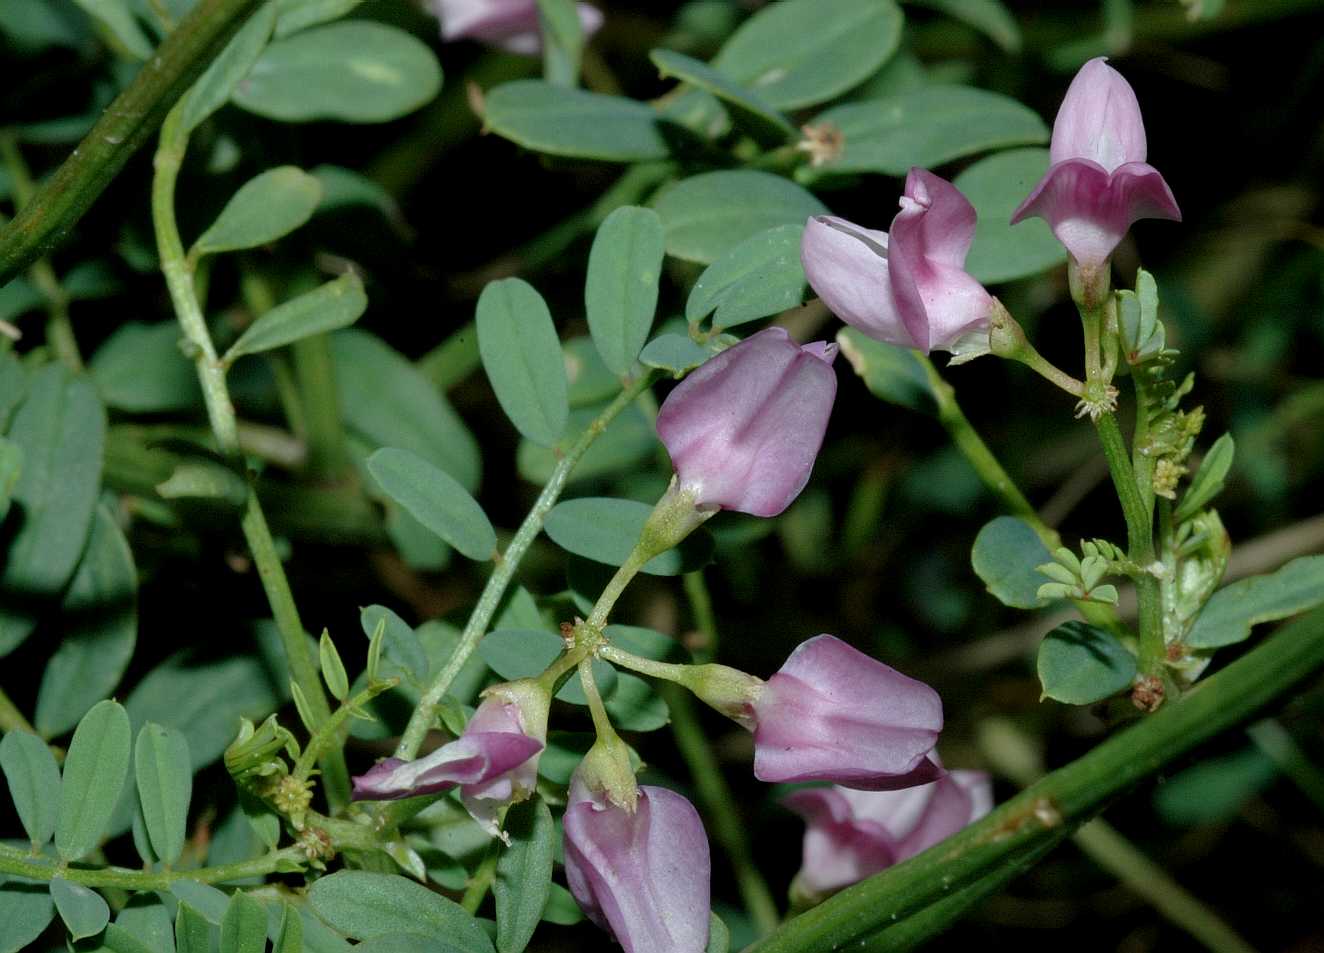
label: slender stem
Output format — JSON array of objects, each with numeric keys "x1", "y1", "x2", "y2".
[
  {"x1": 1247, "y1": 718, "x2": 1324, "y2": 813},
  {"x1": 396, "y1": 370, "x2": 661, "y2": 760},
  {"x1": 0, "y1": 843, "x2": 305, "y2": 889},
  {"x1": 292, "y1": 335, "x2": 350, "y2": 482},
  {"x1": 461, "y1": 839, "x2": 501, "y2": 914},
  {"x1": 417, "y1": 321, "x2": 480, "y2": 392},
  {"x1": 292, "y1": 678, "x2": 399, "y2": 782},
  {"x1": 915, "y1": 354, "x2": 1047, "y2": 540},
  {"x1": 0, "y1": 685, "x2": 34, "y2": 734},
  {"x1": 747, "y1": 604, "x2": 1324, "y2": 953},
  {"x1": 682, "y1": 571, "x2": 719, "y2": 662},
  {"x1": 579, "y1": 658, "x2": 614, "y2": 739},
  {"x1": 0, "y1": 0, "x2": 268, "y2": 285},
  {"x1": 1094, "y1": 412, "x2": 1163, "y2": 678},
  {"x1": 1072, "y1": 820, "x2": 1258, "y2": 953},
  {"x1": 585, "y1": 549, "x2": 650, "y2": 631},
  {"x1": 0, "y1": 136, "x2": 83, "y2": 370},
  {"x1": 152, "y1": 103, "x2": 345, "y2": 806},
  {"x1": 598, "y1": 645, "x2": 687, "y2": 683}
]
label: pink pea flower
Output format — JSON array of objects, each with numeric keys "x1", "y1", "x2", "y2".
[
  {"x1": 750, "y1": 635, "x2": 943, "y2": 790},
  {"x1": 430, "y1": 0, "x2": 604, "y2": 55},
  {"x1": 563, "y1": 773, "x2": 711, "y2": 953},
  {"x1": 655, "y1": 326, "x2": 837, "y2": 518},
  {"x1": 800, "y1": 168, "x2": 994, "y2": 360},
  {"x1": 1011, "y1": 57, "x2": 1181, "y2": 270},
  {"x1": 351, "y1": 682, "x2": 548, "y2": 838},
  {"x1": 783, "y1": 769, "x2": 993, "y2": 899}
]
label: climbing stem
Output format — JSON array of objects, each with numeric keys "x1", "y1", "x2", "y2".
[{"x1": 0, "y1": 842, "x2": 306, "y2": 889}]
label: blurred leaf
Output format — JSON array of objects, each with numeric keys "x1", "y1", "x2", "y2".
[
  {"x1": 604, "y1": 671, "x2": 669, "y2": 731},
  {"x1": 35, "y1": 504, "x2": 138, "y2": 737},
  {"x1": 194, "y1": 166, "x2": 323, "y2": 256},
  {"x1": 71, "y1": 0, "x2": 152, "y2": 58},
  {"x1": 686, "y1": 223, "x2": 806, "y2": 330},
  {"x1": 1174, "y1": 433, "x2": 1235, "y2": 522},
  {"x1": 836, "y1": 326, "x2": 935, "y2": 413},
  {"x1": 225, "y1": 273, "x2": 366, "y2": 362},
  {"x1": 494, "y1": 797, "x2": 555, "y2": 953},
  {"x1": 126, "y1": 650, "x2": 281, "y2": 770},
  {"x1": 274, "y1": 904, "x2": 303, "y2": 953},
  {"x1": 539, "y1": 884, "x2": 582, "y2": 925},
  {"x1": 312, "y1": 164, "x2": 400, "y2": 218},
  {"x1": 156, "y1": 461, "x2": 248, "y2": 504},
  {"x1": 585, "y1": 206, "x2": 666, "y2": 376},
  {"x1": 360, "y1": 605, "x2": 429, "y2": 685},
  {"x1": 275, "y1": 0, "x2": 364, "y2": 36},
  {"x1": 220, "y1": 892, "x2": 267, "y2": 953},
  {"x1": 1186, "y1": 555, "x2": 1324, "y2": 649},
  {"x1": 0, "y1": 876, "x2": 55, "y2": 953},
  {"x1": 544, "y1": 497, "x2": 713, "y2": 576},
  {"x1": 234, "y1": 22, "x2": 442, "y2": 122},
  {"x1": 56, "y1": 699, "x2": 132, "y2": 861},
  {"x1": 367, "y1": 448, "x2": 496, "y2": 561},
  {"x1": 802, "y1": 86, "x2": 1046, "y2": 181},
  {"x1": 0, "y1": 437, "x2": 20, "y2": 522},
  {"x1": 706, "y1": 913, "x2": 731, "y2": 953},
  {"x1": 516, "y1": 403, "x2": 654, "y2": 486},
  {"x1": 653, "y1": 170, "x2": 827, "y2": 265},
  {"x1": 1154, "y1": 745, "x2": 1275, "y2": 826},
  {"x1": 90, "y1": 322, "x2": 202, "y2": 412},
  {"x1": 480, "y1": 629, "x2": 616, "y2": 705},
  {"x1": 564, "y1": 336, "x2": 621, "y2": 407},
  {"x1": 483, "y1": 81, "x2": 676, "y2": 162},
  {"x1": 477, "y1": 278, "x2": 569, "y2": 447},
  {"x1": 907, "y1": 0, "x2": 1022, "y2": 51},
  {"x1": 650, "y1": 49, "x2": 797, "y2": 144},
  {"x1": 180, "y1": 1, "x2": 277, "y2": 132},
  {"x1": 308, "y1": 871, "x2": 494, "y2": 951},
  {"x1": 955, "y1": 148, "x2": 1067, "y2": 283},
  {"x1": 605, "y1": 624, "x2": 689, "y2": 662},
  {"x1": 0, "y1": 365, "x2": 106, "y2": 657},
  {"x1": 1037, "y1": 622, "x2": 1136, "y2": 705},
  {"x1": 332, "y1": 329, "x2": 481, "y2": 492},
  {"x1": 134, "y1": 723, "x2": 192, "y2": 866},
  {"x1": 51, "y1": 877, "x2": 109, "y2": 941},
  {"x1": 713, "y1": 0, "x2": 903, "y2": 109},
  {"x1": 971, "y1": 516, "x2": 1053, "y2": 609},
  {"x1": 0, "y1": 729, "x2": 61, "y2": 845},
  {"x1": 536, "y1": 0, "x2": 583, "y2": 87}
]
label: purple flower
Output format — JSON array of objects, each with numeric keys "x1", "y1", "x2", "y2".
[
  {"x1": 351, "y1": 683, "x2": 547, "y2": 837},
  {"x1": 655, "y1": 326, "x2": 837, "y2": 518},
  {"x1": 1011, "y1": 57, "x2": 1181, "y2": 270},
  {"x1": 430, "y1": 0, "x2": 603, "y2": 55},
  {"x1": 800, "y1": 168, "x2": 994, "y2": 359},
  {"x1": 563, "y1": 774, "x2": 711, "y2": 953},
  {"x1": 783, "y1": 770, "x2": 993, "y2": 899},
  {"x1": 750, "y1": 635, "x2": 943, "y2": 790}
]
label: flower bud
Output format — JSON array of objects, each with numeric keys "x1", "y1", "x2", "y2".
[
  {"x1": 750, "y1": 635, "x2": 943, "y2": 790},
  {"x1": 351, "y1": 685, "x2": 546, "y2": 838},
  {"x1": 682, "y1": 663, "x2": 764, "y2": 730},
  {"x1": 1011, "y1": 58, "x2": 1181, "y2": 271},
  {"x1": 801, "y1": 168, "x2": 994, "y2": 361},
  {"x1": 430, "y1": 0, "x2": 603, "y2": 55},
  {"x1": 655, "y1": 326, "x2": 837, "y2": 518},
  {"x1": 784, "y1": 769, "x2": 993, "y2": 902},
  {"x1": 564, "y1": 771, "x2": 711, "y2": 953}
]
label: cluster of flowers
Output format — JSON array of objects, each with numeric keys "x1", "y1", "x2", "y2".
[{"x1": 351, "y1": 55, "x2": 1178, "y2": 953}]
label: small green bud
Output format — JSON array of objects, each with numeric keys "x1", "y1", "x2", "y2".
[{"x1": 681, "y1": 664, "x2": 764, "y2": 730}]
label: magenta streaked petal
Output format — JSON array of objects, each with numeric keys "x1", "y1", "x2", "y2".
[
  {"x1": 433, "y1": 0, "x2": 602, "y2": 54},
  {"x1": 900, "y1": 168, "x2": 978, "y2": 269},
  {"x1": 656, "y1": 327, "x2": 837, "y2": 517},
  {"x1": 563, "y1": 784, "x2": 711, "y2": 953},
  {"x1": 1050, "y1": 57, "x2": 1148, "y2": 171},
  {"x1": 751, "y1": 635, "x2": 943, "y2": 788}
]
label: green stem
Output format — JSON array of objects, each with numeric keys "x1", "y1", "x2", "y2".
[
  {"x1": 152, "y1": 103, "x2": 346, "y2": 807},
  {"x1": 395, "y1": 370, "x2": 661, "y2": 760},
  {"x1": 0, "y1": 0, "x2": 268, "y2": 285},
  {"x1": 585, "y1": 549, "x2": 651, "y2": 631},
  {"x1": 0, "y1": 685, "x2": 34, "y2": 734},
  {"x1": 292, "y1": 678, "x2": 399, "y2": 782},
  {"x1": 461, "y1": 838, "x2": 501, "y2": 914},
  {"x1": 417, "y1": 320, "x2": 480, "y2": 392},
  {"x1": 1094, "y1": 412, "x2": 1163, "y2": 678},
  {"x1": 0, "y1": 843, "x2": 305, "y2": 889},
  {"x1": 598, "y1": 645, "x2": 687, "y2": 683},
  {"x1": 682, "y1": 571, "x2": 719, "y2": 662},
  {"x1": 748, "y1": 605, "x2": 1324, "y2": 953},
  {"x1": 1247, "y1": 718, "x2": 1324, "y2": 813},
  {"x1": 292, "y1": 335, "x2": 349, "y2": 482},
  {"x1": 579, "y1": 657, "x2": 614, "y2": 739}
]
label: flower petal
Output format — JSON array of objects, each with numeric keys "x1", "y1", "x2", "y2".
[
  {"x1": 1050, "y1": 57, "x2": 1148, "y2": 171},
  {"x1": 801, "y1": 215, "x2": 917, "y2": 349}
]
